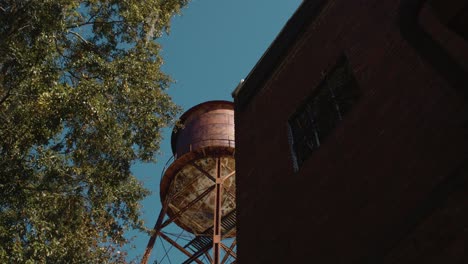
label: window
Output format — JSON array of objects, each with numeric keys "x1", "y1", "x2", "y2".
[{"x1": 288, "y1": 56, "x2": 360, "y2": 170}]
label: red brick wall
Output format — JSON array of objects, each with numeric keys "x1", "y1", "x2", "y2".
[{"x1": 234, "y1": 0, "x2": 468, "y2": 263}]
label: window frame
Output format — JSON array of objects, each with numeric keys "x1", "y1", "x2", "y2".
[{"x1": 288, "y1": 55, "x2": 360, "y2": 171}]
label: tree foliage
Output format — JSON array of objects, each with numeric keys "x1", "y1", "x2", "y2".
[{"x1": 0, "y1": 0, "x2": 188, "y2": 262}]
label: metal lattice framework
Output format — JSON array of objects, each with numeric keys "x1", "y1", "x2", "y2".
[{"x1": 141, "y1": 154, "x2": 236, "y2": 264}]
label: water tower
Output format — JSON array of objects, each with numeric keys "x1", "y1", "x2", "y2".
[{"x1": 141, "y1": 101, "x2": 236, "y2": 264}]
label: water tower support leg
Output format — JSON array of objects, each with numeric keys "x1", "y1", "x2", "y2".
[
  {"x1": 212, "y1": 157, "x2": 223, "y2": 263},
  {"x1": 141, "y1": 206, "x2": 167, "y2": 264}
]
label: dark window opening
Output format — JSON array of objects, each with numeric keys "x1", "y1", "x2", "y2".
[
  {"x1": 288, "y1": 56, "x2": 360, "y2": 170},
  {"x1": 428, "y1": 0, "x2": 468, "y2": 41}
]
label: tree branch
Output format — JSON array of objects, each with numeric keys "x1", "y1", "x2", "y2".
[
  {"x1": 67, "y1": 30, "x2": 91, "y2": 45},
  {"x1": 66, "y1": 20, "x2": 125, "y2": 30},
  {"x1": 0, "y1": 85, "x2": 11, "y2": 106}
]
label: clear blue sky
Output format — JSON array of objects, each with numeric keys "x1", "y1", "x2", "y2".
[{"x1": 127, "y1": 1, "x2": 302, "y2": 262}]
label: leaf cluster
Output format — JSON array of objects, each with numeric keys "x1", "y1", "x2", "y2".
[{"x1": 0, "y1": 0, "x2": 188, "y2": 262}]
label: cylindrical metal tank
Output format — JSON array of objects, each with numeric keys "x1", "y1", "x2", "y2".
[
  {"x1": 160, "y1": 101, "x2": 236, "y2": 237},
  {"x1": 171, "y1": 100, "x2": 235, "y2": 157}
]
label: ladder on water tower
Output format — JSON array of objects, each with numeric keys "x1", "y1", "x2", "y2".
[{"x1": 182, "y1": 210, "x2": 237, "y2": 264}]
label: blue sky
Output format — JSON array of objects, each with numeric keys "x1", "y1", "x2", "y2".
[{"x1": 128, "y1": 0, "x2": 301, "y2": 262}]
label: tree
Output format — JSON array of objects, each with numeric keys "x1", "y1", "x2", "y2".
[{"x1": 0, "y1": 0, "x2": 188, "y2": 262}]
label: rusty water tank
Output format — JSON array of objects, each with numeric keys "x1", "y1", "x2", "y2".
[
  {"x1": 170, "y1": 100, "x2": 235, "y2": 157},
  {"x1": 160, "y1": 100, "x2": 236, "y2": 236}
]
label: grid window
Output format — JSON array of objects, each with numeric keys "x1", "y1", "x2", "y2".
[{"x1": 288, "y1": 56, "x2": 360, "y2": 170}]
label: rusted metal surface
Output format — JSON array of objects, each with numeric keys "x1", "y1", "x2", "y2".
[
  {"x1": 171, "y1": 101, "x2": 235, "y2": 158},
  {"x1": 212, "y1": 158, "x2": 223, "y2": 263},
  {"x1": 160, "y1": 149, "x2": 236, "y2": 236},
  {"x1": 143, "y1": 101, "x2": 236, "y2": 263},
  {"x1": 164, "y1": 100, "x2": 236, "y2": 238},
  {"x1": 160, "y1": 185, "x2": 216, "y2": 230}
]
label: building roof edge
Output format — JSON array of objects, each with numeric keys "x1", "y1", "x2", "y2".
[{"x1": 232, "y1": 0, "x2": 326, "y2": 110}]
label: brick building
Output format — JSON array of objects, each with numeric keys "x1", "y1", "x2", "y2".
[{"x1": 232, "y1": 0, "x2": 468, "y2": 263}]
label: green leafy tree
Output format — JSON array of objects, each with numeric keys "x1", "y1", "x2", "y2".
[{"x1": 0, "y1": 0, "x2": 188, "y2": 262}]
